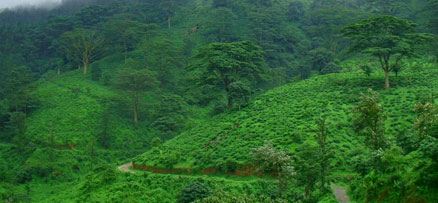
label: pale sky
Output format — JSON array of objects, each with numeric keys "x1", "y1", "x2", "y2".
[{"x1": 0, "y1": 0, "x2": 62, "y2": 9}]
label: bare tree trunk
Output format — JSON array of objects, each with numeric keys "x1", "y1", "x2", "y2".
[
  {"x1": 133, "y1": 96, "x2": 138, "y2": 124},
  {"x1": 278, "y1": 171, "x2": 284, "y2": 198},
  {"x1": 168, "y1": 15, "x2": 171, "y2": 28},
  {"x1": 384, "y1": 70, "x2": 390, "y2": 89},
  {"x1": 227, "y1": 95, "x2": 233, "y2": 109},
  {"x1": 321, "y1": 166, "x2": 326, "y2": 190},
  {"x1": 57, "y1": 68, "x2": 61, "y2": 75},
  {"x1": 124, "y1": 39, "x2": 128, "y2": 63},
  {"x1": 225, "y1": 82, "x2": 233, "y2": 109},
  {"x1": 305, "y1": 184, "x2": 311, "y2": 201},
  {"x1": 134, "y1": 106, "x2": 138, "y2": 124},
  {"x1": 83, "y1": 57, "x2": 89, "y2": 75}
]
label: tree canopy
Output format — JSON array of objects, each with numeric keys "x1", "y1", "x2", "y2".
[
  {"x1": 193, "y1": 41, "x2": 265, "y2": 109},
  {"x1": 342, "y1": 15, "x2": 432, "y2": 88}
]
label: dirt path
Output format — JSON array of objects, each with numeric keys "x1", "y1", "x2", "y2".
[
  {"x1": 118, "y1": 163, "x2": 135, "y2": 174},
  {"x1": 331, "y1": 185, "x2": 350, "y2": 203}
]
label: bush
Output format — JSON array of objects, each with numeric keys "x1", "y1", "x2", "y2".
[
  {"x1": 360, "y1": 65, "x2": 372, "y2": 76},
  {"x1": 215, "y1": 159, "x2": 239, "y2": 172},
  {"x1": 177, "y1": 179, "x2": 211, "y2": 203},
  {"x1": 320, "y1": 62, "x2": 340, "y2": 75},
  {"x1": 211, "y1": 102, "x2": 227, "y2": 116},
  {"x1": 91, "y1": 64, "x2": 102, "y2": 81},
  {"x1": 16, "y1": 168, "x2": 32, "y2": 184},
  {"x1": 153, "y1": 116, "x2": 179, "y2": 132}
]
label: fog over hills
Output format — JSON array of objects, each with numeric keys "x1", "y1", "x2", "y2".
[{"x1": 0, "y1": 0, "x2": 62, "y2": 9}]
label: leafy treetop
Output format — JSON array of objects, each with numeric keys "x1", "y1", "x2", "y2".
[
  {"x1": 193, "y1": 41, "x2": 265, "y2": 109},
  {"x1": 342, "y1": 15, "x2": 432, "y2": 88}
]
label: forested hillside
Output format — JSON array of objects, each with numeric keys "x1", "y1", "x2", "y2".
[{"x1": 0, "y1": 0, "x2": 437, "y2": 202}]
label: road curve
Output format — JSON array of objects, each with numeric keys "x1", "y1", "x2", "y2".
[
  {"x1": 330, "y1": 185, "x2": 350, "y2": 203},
  {"x1": 118, "y1": 163, "x2": 135, "y2": 174}
]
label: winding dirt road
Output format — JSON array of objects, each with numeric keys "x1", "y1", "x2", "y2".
[
  {"x1": 118, "y1": 163, "x2": 351, "y2": 202},
  {"x1": 331, "y1": 185, "x2": 350, "y2": 203},
  {"x1": 118, "y1": 163, "x2": 135, "y2": 174}
]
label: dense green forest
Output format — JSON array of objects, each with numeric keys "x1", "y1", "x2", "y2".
[{"x1": 0, "y1": 0, "x2": 437, "y2": 202}]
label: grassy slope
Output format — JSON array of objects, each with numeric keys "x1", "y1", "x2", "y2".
[
  {"x1": 40, "y1": 168, "x2": 281, "y2": 203},
  {"x1": 4, "y1": 58, "x2": 437, "y2": 202},
  {"x1": 43, "y1": 58, "x2": 437, "y2": 202},
  {"x1": 134, "y1": 58, "x2": 438, "y2": 177},
  {"x1": 0, "y1": 70, "x2": 157, "y2": 201},
  {"x1": 28, "y1": 70, "x2": 130, "y2": 146}
]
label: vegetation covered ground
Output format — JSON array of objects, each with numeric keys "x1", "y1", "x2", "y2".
[{"x1": 1, "y1": 0, "x2": 438, "y2": 202}]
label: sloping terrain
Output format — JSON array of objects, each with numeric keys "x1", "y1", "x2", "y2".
[
  {"x1": 26, "y1": 71, "x2": 140, "y2": 147},
  {"x1": 6, "y1": 58, "x2": 433, "y2": 202},
  {"x1": 134, "y1": 59, "x2": 438, "y2": 176}
]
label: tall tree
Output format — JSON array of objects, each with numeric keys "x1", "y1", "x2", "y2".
[
  {"x1": 314, "y1": 117, "x2": 332, "y2": 191},
  {"x1": 58, "y1": 28, "x2": 104, "y2": 75},
  {"x1": 202, "y1": 7, "x2": 237, "y2": 43},
  {"x1": 8, "y1": 111, "x2": 28, "y2": 147},
  {"x1": 4, "y1": 66, "x2": 35, "y2": 114},
  {"x1": 426, "y1": 0, "x2": 438, "y2": 34},
  {"x1": 414, "y1": 101, "x2": 438, "y2": 142},
  {"x1": 247, "y1": 6, "x2": 308, "y2": 68},
  {"x1": 295, "y1": 143, "x2": 320, "y2": 201},
  {"x1": 142, "y1": 36, "x2": 182, "y2": 89},
  {"x1": 353, "y1": 89, "x2": 387, "y2": 151},
  {"x1": 306, "y1": 3, "x2": 362, "y2": 53},
  {"x1": 364, "y1": 0, "x2": 410, "y2": 16},
  {"x1": 307, "y1": 48, "x2": 335, "y2": 74},
  {"x1": 193, "y1": 41, "x2": 264, "y2": 109},
  {"x1": 116, "y1": 60, "x2": 159, "y2": 124},
  {"x1": 342, "y1": 15, "x2": 431, "y2": 88},
  {"x1": 103, "y1": 17, "x2": 157, "y2": 61},
  {"x1": 252, "y1": 142, "x2": 295, "y2": 198},
  {"x1": 154, "y1": 0, "x2": 188, "y2": 28}
]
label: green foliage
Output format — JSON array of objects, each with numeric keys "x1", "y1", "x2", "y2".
[
  {"x1": 102, "y1": 17, "x2": 157, "y2": 60},
  {"x1": 320, "y1": 62, "x2": 340, "y2": 75},
  {"x1": 142, "y1": 36, "x2": 183, "y2": 90},
  {"x1": 342, "y1": 15, "x2": 432, "y2": 88},
  {"x1": 196, "y1": 192, "x2": 287, "y2": 203},
  {"x1": 177, "y1": 179, "x2": 211, "y2": 203},
  {"x1": 426, "y1": 0, "x2": 438, "y2": 34},
  {"x1": 193, "y1": 41, "x2": 264, "y2": 109},
  {"x1": 152, "y1": 93, "x2": 188, "y2": 138},
  {"x1": 314, "y1": 117, "x2": 333, "y2": 191},
  {"x1": 308, "y1": 48, "x2": 335, "y2": 74},
  {"x1": 4, "y1": 65, "x2": 37, "y2": 113},
  {"x1": 116, "y1": 60, "x2": 159, "y2": 124},
  {"x1": 201, "y1": 7, "x2": 237, "y2": 43},
  {"x1": 360, "y1": 64, "x2": 372, "y2": 76},
  {"x1": 252, "y1": 142, "x2": 295, "y2": 198},
  {"x1": 8, "y1": 112, "x2": 28, "y2": 146},
  {"x1": 90, "y1": 64, "x2": 102, "y2": 81},
  {"x1": 353, "y1": 89, "x2": 387, "y2": 151},
  {"x1": 228, "y1": 81, "x2": 252, "y2": 109},
  {"x1": 295, "y1": 143, "x2": 320, "y2": 201},
  {"x1": 58, "y1": 28, "x2": 104, "y2": 75},
  {"x1": 1, "y1": 0, "x2": 438, "y2": 202}
]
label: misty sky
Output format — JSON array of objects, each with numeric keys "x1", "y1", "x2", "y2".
[{"x1": 0, "y1": 0, "x2": 62, "y2": 9}]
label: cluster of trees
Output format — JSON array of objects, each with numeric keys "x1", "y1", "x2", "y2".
[
  {"x1": 252, "y1": 115, "x2": 333, "y2": 201},
  {"x1": 0, "y1": 0, "x2": 436, "y2": 131},
  {"x1": 0, "y1": 0, "x2": 437, "y2": 201},
  {"x1": 347, "y1": 88, "x2": 438, "y2": 201},
  {"x1": 249, "y1": 87, "x2": 437, "y2": 201},
  {"x1": 343, "y1": 15, "x2": 432, "y2": 88}
]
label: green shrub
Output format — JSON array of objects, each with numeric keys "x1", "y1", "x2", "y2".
[
  {"x1": 16, "y1": 168, "x2": 32, "y2": 184},
  {"x1": 91, "y1": 64, "x2": 102, "y2": 81},
  {"x1": 177, "y1": 179, "x2": 211, "y2": 203}
]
